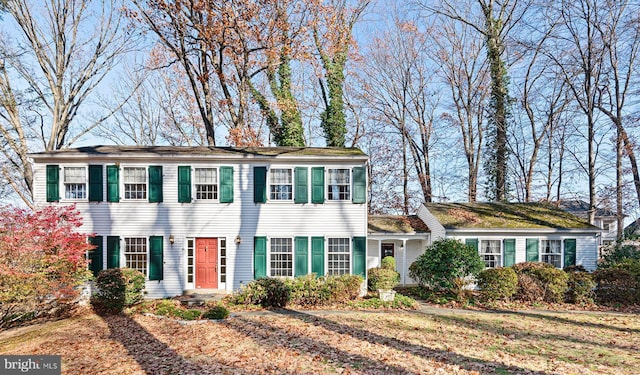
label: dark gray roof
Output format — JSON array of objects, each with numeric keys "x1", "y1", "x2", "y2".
[{"x1": 557, "y1": 199, "x2": 618, "y2": 218}]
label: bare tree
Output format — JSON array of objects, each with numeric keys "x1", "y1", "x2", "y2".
[
  {"x1": 0, "y1": 0, "x2": 134, "y2": 207},
  {"x1": 593, "y1": 0, "x2": 640, "y2": 238},
  {"x1": 429, "y1": 13, "x2": 490, "y2": 202},
  {"x1": 364, "y1": 18, "x2": 438, "y2": 211}
]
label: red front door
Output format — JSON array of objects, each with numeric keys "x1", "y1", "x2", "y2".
[{"x1": 196, "y1": 238, "x2": 218, "y2": 288}]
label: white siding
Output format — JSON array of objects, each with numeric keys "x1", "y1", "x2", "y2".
[
  {"x1": 446, "y1": 231, "x2": 598, "y2": 270},
  {"x1": 32, "y1": 158, "x2": 368, "y2": 298}
]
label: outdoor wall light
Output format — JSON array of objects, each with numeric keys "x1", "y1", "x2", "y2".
[
  {"x1": 235, "y1": 235, "x2": 242, "y2": 245},
  {"x1": 169, "y1": 235, "x2": 175, "y2": 245}
]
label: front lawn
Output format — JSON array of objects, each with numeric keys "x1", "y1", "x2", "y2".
[{"x1": 0, "y1": 307, "x2": 638, "y2": 374}]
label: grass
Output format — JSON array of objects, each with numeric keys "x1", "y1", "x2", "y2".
[{"x1": 0, "y1": 306, "x2": 638, "y2": 374}]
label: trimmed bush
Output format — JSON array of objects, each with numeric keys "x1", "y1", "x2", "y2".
[
  {"x1": 230, "y1": 278, "x2": 290, "y2": 308},
  {"x1": 409, "y1": 239, "x2": 485, "y2": 292},
  {"x1": 324, "y1": 274, "x2": 363, "y2": 303},
  {"x1": 92, "y1": 268, "x2": 146, "y2": 314},
  {"x1": 381, "y1": 256, "x2": 396, "y2": 270},
  {"x1": 593, "y1": 259, "x2": 640, "y2": 305},
  {"x1": 285, "y1": 274, "x2": 330, "y2": 306},
  {"x1": 565, "y1": 271, "x2": 596, "y2": 304},
  {"x1": 477, "y1": 267, "x2": 518, "y2": 301},
  {"x1": 512, "y1": 262, "x2": 568, "y2": 303},
  {"x1": 203, "y1": 304, "x2": 230, "y2": 320},
  {"x1": 367, "y1": 267, "x2": 400, "y2": 291}
]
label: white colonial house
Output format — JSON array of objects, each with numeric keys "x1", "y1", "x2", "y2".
[
  {"x1": 418, "y1": 202, "x2": 601, "y2": 271},
  {"x1": 30, "y1": 146, "x2": 371, "y2": 298}
]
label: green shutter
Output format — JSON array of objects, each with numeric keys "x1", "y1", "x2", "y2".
[
  {"x1": 106, "y1": 165, "x2": 119, "y2": 202},
  {"x1": 294, "y1": 167, "x2": 308, "y2": 204},
  {"x1": 311, "y1": 236, "x2": 325, "y2": 276},
  {"x1": 352, "y1": 166, "x2": 366, "y2": 204},
  {"x1": 220, "y1": 166, "x2": 234, "y2": 203},
  {"x1": 148, "y1": 166, "x2": 163, "y2": 203},
  {"x1": 503, "y1": 238, "x2": 516, "y2": 267},
  {"x1": 526, "y1": 238, "x2": 539, "y2": 262},
  {"x1": 178, "y1": 166, "x2": 191, "y2": 203},
  {"x1": 564, "y1": 239, "x2": 576, "y2": 268},
  {"x1": 89, "y1": 236, "x2": 103, "y2": 277},
  {"x1": 295, "y1": 237, "x2": 309, "y2": 276},
  {"x1": 254, "y1": 236, "x2": 267, "y2": 279},
  {"x1": 311, "y1": 167, "x2": 325, "y2": 204},
  {"x1": 149, "y1": 236, "x2": 163, "y2": 281},
  {"x1": 88, "y1": 165, "x2": 103, "y2": 202},
  {"x1": 46, "y1": 165, "x2": 59, "y2": 202},
  {"x1": 352, "y1": 236, "x2": 366, "y2": 277},
  {"x1": 465, "y1": 238, "x2": 478, "y2": 252},
  {"x1": 107, "y1": 236, "x2": 120, "y2": 268},
  {"x1": 254, "y1": 166, "x2": 267, "y2": 203}
]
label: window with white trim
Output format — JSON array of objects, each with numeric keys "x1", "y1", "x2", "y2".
[
  {"x1": 269, "y1": 168, "x2": 293, "y2": 201},
  {"x1": 220, "y1": 238, "x2": 227, "y2": 283},
  {"x1": 327, "y1": 169, "x2": 350, "y2": 200},
  {"x1": 125, "y1": 237, "x2": 147, "y2": 276},
  {"x1": 480, "y1": 240, "x2": 501, "y2": 268},
  {"x1": 195, "y1": 168, "x2": 218, "y2": 200},
  {"x1": 270, "y1": 238, "x2": 293, "y2": 277},
  {"x1": 328, "y1": 238, "x2": 350, "y2": 275},
  {"x1": 186, "y1": 239, "x2": 194, "y2": 283},
  {"x1": 64, "y1": 167, "x2": 87, "y2": 199},
  {"x1": 123, "y1": 167, "x2": 147, "y2": 200},
  {"x1": 541, "y1": 239, "x2": 561, "y2": 268}
]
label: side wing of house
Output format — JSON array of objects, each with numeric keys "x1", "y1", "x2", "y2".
[{"x1": 31, "y1": 148, "x2": 369, "y2": 298}]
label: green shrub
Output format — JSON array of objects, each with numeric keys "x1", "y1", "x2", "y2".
[
  {"x1": 91, "y1": 268, "x2": 146, "y2": 315},
  {"x1": 367, "y1": 267, "x2": 400, "y2": 291},
  {"x1": 203, "y1": 304, "x2": 230, "y2": 320},
  {"x1": 512, "y1": 262, "x2": 568, "y2": 303},
  {"x1": 381, "y1": 256, "x2": 396, "y2": 270},
  {"x1": 153, "y1": 300, "x2": 182, "y2": 317},
  {"x1": 285, "y1": 274, "x2": 330, "y2": 306},
  {"x1": 565, "y1": 271, "x2": 596, "y2": 304},
  {"x1": 177, "y1": 309, "x2": 202, "y2": 321},
  {"x1": 477, "y1": 267, "x2": 518, "y2": 301},
  {"x1": 593, "y1": 260, "x2": 640, "y2": 304},
  {"x1": 600, "y1": 241, "x2": 640, "y2": 268},
  {"x1": 230, "y1": 278, "x2": 290, "y2": 308},
  {"x1": 324, "y1": 274, "x2": 363, "y2": 303},
  {"x1": 408, "y1": 239, "x2": 485, "y2": 291}
]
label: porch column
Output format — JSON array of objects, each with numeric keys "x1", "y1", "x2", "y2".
[
  {"x1": 402, "y1": 239, "x2": 407, "y2": 285},
  {"x1": 377, "y1": 240, "x2": 382, "y2": 267}
]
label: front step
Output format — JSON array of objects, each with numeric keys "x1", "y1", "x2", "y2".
[{"x1": 179, "y1": 289, "x2": 229, "y2": 307}]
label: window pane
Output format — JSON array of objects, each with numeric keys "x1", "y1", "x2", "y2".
[
  {"x1": 125, "y1": 237, "x2": 147, "y2": 276},
  {"x1": 541, "y1": 240, "x2": 561, "y2": 268},
  {"x1": 64, "y1": 167, "x2": 87, "y2": 199},
  {"x1": 64, "y1": 167, "x2": 86, "y2": 183},
  {"x1": 480, "y1": 240, "x2": 501, "y2": 268},
  {"x1": 270, "y1": 238, "x2": 292, "y2": 277},
  {"x1": 327, "y1": 238, "x2": 350, "y2": 275},
  {"x1": 195, "y1": 168, "x2": 217, "y2": 200},
  {"x1": 327, "y1": 169, "x2": 350, "y2": 200},
  {"x1": 123, "y1": 167, "x2": 147, "y2": 199},
  {"x1": 269, "y1": 169, "x2": 293, "y2": 200}
]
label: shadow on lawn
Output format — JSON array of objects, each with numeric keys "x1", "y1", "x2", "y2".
[
  {"x1": 423, "y1": 311, "x2": 637, "y2": 353},
  {"x1": 100, "y1": 313, "x2": 249, "y2": 375},
  {"x1": 489, "y1": 309, "x2": 640, "y2": 334},
  {"x1": 259, "y1": 309, "x2": 551, "y2": 375}
]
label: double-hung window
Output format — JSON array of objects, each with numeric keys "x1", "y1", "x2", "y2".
[
  {"x1": 327, "y1": 169, "x2": 350, "y2": 201},
  {"x1": 270, "y1": 238, "x2": 293, "y2": 277},
  {"x1": 327, "y1": 238, "x2": 350, "y2": 275},
  {"x1": 124, "y1": 237, "x2": 147, "y2": 275},
  {"x1": 123, "y1": 167, "x2": 147, "y2": 200},
  {"x1": 480, "y1": 240, "x2": 501, "y2": 268},
  {"x1": 541, "y1": 240, "x2": 562, "y2": 268},
  {"x1": 64, "y1": 167, "x2": 87, "y2": 199},
  {"x1": 270, "y1": 168, "x2": 293, "y2": 201},
  {"x1": 195, "y1": 168, "x2": 217, "y2": 200}
]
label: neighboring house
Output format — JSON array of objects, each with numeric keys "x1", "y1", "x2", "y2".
[
  {"x1": 30, "y1": 146, "x2": 369, "y2": 298},
  {"x1": 418, "y1": 202, "x2": 601, "y2": 271},
  {"x1": 367, "y1": 215, "x2": 430, "y2": 285},
  {"x1": 557, "y1": 200, "x2": 620, "y2": 246}
]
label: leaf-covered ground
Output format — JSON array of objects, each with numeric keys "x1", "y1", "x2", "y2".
[{"x1": 1, "y1": 306, "x2": 638, "y2": 374}]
